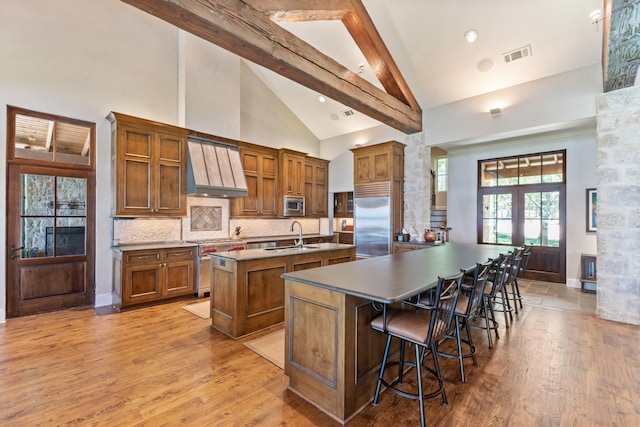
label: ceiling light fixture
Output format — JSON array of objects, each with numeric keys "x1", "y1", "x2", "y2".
[
  {"x1": 318, "y1": 95, "x2": 326, "y2": 103},
  {"x1": 464, "y1": 29, "x2": 479, "y2": 43}
]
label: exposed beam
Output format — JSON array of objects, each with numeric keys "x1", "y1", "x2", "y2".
[
  {"x1": 121, "y1": 0, "x2": 422, "y2": 134},
  {"x1": 243, "y1": 0, "x2": 352, "y2": 21},
  {"x1": 343, "y1": 0, "x2": 420, "y2": 111}
]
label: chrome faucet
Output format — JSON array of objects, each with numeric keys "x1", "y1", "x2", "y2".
[{"x1": 290, "y1": 220, "x2": 303, "y2": 247}]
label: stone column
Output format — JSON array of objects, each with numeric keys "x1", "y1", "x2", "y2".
[
  {"x1": 402, "y1": 132, "x2": 430, "y2": 241},
  {"x1": 596, "y1": 85, "x2": 640, "y2": 325}
]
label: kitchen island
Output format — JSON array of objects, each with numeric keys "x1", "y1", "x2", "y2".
[
  {"x1": 208, "y1": 243, "x2": 356, "y2": 338},
  {"x1": 281, "y1": 243, "x2": 505, "y2": 423}
]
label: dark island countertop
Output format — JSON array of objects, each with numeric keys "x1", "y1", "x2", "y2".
[
  {"x1": 281, "y1": 243, "x2": 506, "y2": 303},
  {"x1": 207, "y1": 242, "x2": 355, "y2": 261}
]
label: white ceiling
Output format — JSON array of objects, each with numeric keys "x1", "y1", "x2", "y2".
[{"x1": 247, "y1": 0, "x2": 605, "y2": 141}]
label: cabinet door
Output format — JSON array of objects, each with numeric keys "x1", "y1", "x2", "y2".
[
  {"x1": 311, "y1": 161, "x2": 328, "y2": 216},
  {"x1": 259, "y1": 153, "x2": 278, "y2": 216},
  {"x1": 123, "y1": 262, "x2": 162, "y2": 305},
  {"x1": 353, "y1": 152, "x2": 373, "y2": 185},
  {"x1": 304, "y1": 159, "x2": 328, "y2": 217},
  {"x1": 371, "y1": 149, "x2": 391, "y2": 182},
  {"x1": 163, "y1": 259, "x2": 195, "y2": 297},
  {"x1": 282, "y1": 153, "x2": 305, "y2": 196},
  {"x1": 117, "y1": 125, "x2": 153, "y2": 215},
  {"x1": 156, "y1": 132, "x2": 186, "y2": 216},
  {"x1": 334, "y1": 193, "x2": 346, "y2": 216},
  {"x1": 232, "y1": 149, "x2": 277, "y2": 217},
  {"x1": 353, "y1": 149, "x2": 391, "y2": 184}
]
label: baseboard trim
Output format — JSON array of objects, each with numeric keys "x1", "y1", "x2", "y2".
[{"x1": 95, "y1": 293, "x2": 113, "y2": 308}]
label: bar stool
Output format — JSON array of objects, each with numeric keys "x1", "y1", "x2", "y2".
[
  {"x1": 437, "y1": 261, "x2": 491, "y2": 382},
  {"x1": 370, "y1": 272, "x2": 464, "y2": 427}
]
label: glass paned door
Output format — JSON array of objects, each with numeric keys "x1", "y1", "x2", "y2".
[
  {"x1": 524, "y1": 191, "x2": 560, "y2": 247},
  {"x1": 20, "y1": 174, "x2": 87, "y2": 258}
]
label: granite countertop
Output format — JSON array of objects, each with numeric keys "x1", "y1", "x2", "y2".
[
  {"x1": 207, "y1": 242, "x2": 355, "y2": 261},
  {"x1": 111, "y1": 241, "x2": 197, "y2": 252},
  {"x1": 281, "y1": 243, "x2": 505, "y2": 303},
  {"x1": 242, "y1": 234, "x2": 334, "y2": 243}
]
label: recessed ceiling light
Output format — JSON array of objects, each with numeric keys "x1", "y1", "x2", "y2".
[
  {"x1": 464, "y1": 29, "x2": 479, "y2": 43},
  {"x1": 330, "y1": 113, "x2": 340, "y2": 121},
  {"x1": 318, "y1": 95, "x2": 326, "y2": 103}
]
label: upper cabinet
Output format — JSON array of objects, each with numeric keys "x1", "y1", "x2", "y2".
[
  {"x1": 352, "y1": 142, "x2": 405, "y2": 185},
  {"x1": 109, "y1": 112, "x2": 187, "y2": 217},
  {"x1": 231, "y1": 142, "x2": 278, "y2": 217},
  {"x1": 278, "y1": 149, "x2": 306, "y2": 198},
  {"x1": 352, "y1": 141, "x2": 405, "y2": 185},
  {"x1": 304, "y1": 157, "x2": 329, "y2": 218},
  {"x1": 334, "y1": 191, "x2": 354, "y2": 218}
]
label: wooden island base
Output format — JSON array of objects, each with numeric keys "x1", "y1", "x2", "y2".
[
  {"x1": 209, "y1": 244, "x2": 355, "y2": 339},
  {"x1": 284, "y1": 280, "x2": 402, "y2": 424}
]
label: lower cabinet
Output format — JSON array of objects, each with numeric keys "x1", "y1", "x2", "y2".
[{"x1": 113, "y1": 246, "x2": 196, "y2": 310}]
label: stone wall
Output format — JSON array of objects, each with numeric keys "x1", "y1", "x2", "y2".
[
  {"x1": 402, "y1": 133, "x2": 430, "y2": 241},
  {"x1": 596, "y1": 84, "x2": 640, "y2": 325}
]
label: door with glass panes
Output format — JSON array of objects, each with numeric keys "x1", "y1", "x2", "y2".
[
  {"x1": 478, "y1": 151, "x2": 566, "y2": 283},
  {"x1": 6, "y1": 106, "x2": 95, "y2": 317}
]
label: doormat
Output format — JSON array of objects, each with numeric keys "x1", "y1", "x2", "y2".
[
  {"x1": 244, "y1": 329, "x2": 284, "y2": 369},
  {"x1": 182, "y1": 301, "x2": 210, "y2": 319}
]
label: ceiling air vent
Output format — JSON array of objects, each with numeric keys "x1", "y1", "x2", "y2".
[
  {"x1": 341, "y1": 109, "x2": 355, "y2": 117},
  {"x1": 503, "y1": 45, "x2": 532, "y2": 63}
]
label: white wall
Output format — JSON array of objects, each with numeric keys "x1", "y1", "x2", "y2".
[
  {"x1": 0, "y1": 0, "x2": 321, "y2": 321},
  {"x1": 425, "y1": 65, "x2": 603, "y2": 147},
  {"x1": 447, "y1": 129, "x2": 598, "y2": 286},
  {"x1": 0, "y1": 0, "x2": 182, "y2": 320},
  {"x1": 240, "y1": 63, "x2": 320, "y2": 154}
]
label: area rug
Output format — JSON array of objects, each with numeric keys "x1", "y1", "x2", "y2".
[
  {"x1": 244, "y1": 329, "x2": 285, "y2": 369},
  {"x1": 182, "y1": 301, "x2": 210, "y2": 319}
]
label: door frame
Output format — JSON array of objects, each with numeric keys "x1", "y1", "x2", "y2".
[
  {"x1": 6, "y1": 105, "x2": 96, "y2": 317},
  {"x1": 478, "y1": 184, "x2": 566, "y2": 283},
  {"x1": 6, "y1": 164, "x2": 96, "y2": 317}
]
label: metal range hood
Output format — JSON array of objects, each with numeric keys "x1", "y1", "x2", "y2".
[{"x1": 186, "y1": 136, "x2": 248, "y2": 198}]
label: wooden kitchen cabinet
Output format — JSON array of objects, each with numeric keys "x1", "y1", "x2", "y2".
[
  {"x1": 352, "y1": 141, "x2": 404, "y2": 185},
  {"x1": 231, "y1": 142, "x2": 278, "y2": 217},
  {"x1": 352, "y1": 141, "x2": 405, "y2": 245},
  {"x1": 334, "y1": 191, "x2": 353, "y2": 217},
  {"x1": 279, "y1": 148, "x2": 306, "y2": 197},
  {"x1": 112, "y1": 246, "x2": 196, "y2": 310},
  {"x1": 304, "y1": 156, "x2": 329, "y2": 217},
  {"x1": 109, "y1": 112, "x2": 187, "y2": 217}
]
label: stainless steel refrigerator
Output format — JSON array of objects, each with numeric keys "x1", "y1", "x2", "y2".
[{"x1": 354, "y1": 196, "x2": 391, "y2": 257}]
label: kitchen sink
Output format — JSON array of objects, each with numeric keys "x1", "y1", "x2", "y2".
[{"x1": 264, "y1": 245, "x2": 318, "y2": 251}]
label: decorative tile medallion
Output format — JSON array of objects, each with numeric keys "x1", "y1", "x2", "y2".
[{"x1": 190, "y1": 206, "x2": 222, "y2": 231}]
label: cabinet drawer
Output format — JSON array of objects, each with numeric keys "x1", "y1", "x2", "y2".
[
  {"x1": 125, "y1": 250, "x2": 162, "y2": 264},
  {"x1": 164, "y1": 248, "x2": 195, "y2": 260}
]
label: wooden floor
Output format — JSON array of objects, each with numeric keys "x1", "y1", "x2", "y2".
[{"x1": 0, "y1": 285, "x2": 638, "y2": 426}]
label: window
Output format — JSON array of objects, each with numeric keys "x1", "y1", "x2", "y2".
[
  {"x1": 8, "y1": 107, "x2": 95, "y2": 167},
  {"x1": 435, "y1": 156, "x2": 448, "y2": 192},
  {"x1": 479, "y1": 151, "x2": 564, "y2": 188},
  {"x1": 477, "y1": 150, "x2": 565, "y2": 247}
]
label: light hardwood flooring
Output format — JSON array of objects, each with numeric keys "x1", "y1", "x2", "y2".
[{"x1": 0, "y1": 283, "x2": 638, "y2": 426}]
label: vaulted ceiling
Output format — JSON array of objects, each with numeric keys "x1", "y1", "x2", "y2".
[{"x1": 122, "y1": 0, "x2": 605, "y2": 141}]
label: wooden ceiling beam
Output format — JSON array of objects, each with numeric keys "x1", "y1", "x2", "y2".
[
  {"x1": 343, "y1": 1, "x2": 420, "y2": 111},
  {"x1": 121, "y1": 0, "x2": 422, "y2": 134},
  {"x1": 243, "y1": 0, "x2": 353, "y2": 21}
]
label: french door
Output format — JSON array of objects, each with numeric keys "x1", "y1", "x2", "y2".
[
  {"x1": 6, "y1": 164, "x2": 95, "y2": 317},
  {"x1": 479, "y1": 184, "x2": 566, "y2": 283}
]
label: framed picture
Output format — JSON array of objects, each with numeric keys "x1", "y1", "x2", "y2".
[{"x1": 586, "y1": 188, "x2": 597, "y2": 232}]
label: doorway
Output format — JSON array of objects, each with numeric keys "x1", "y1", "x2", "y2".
[
  {"x1": 6, "y1": 106, "x2": 95, "y2": 317},
  {"x1": 477, "y1": 151, "x2": 566, "y2": 283}
]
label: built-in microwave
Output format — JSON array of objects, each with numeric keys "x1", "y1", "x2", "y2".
[{"x1": 284, "y1": 196, "x2": 305, "y2": 217}]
